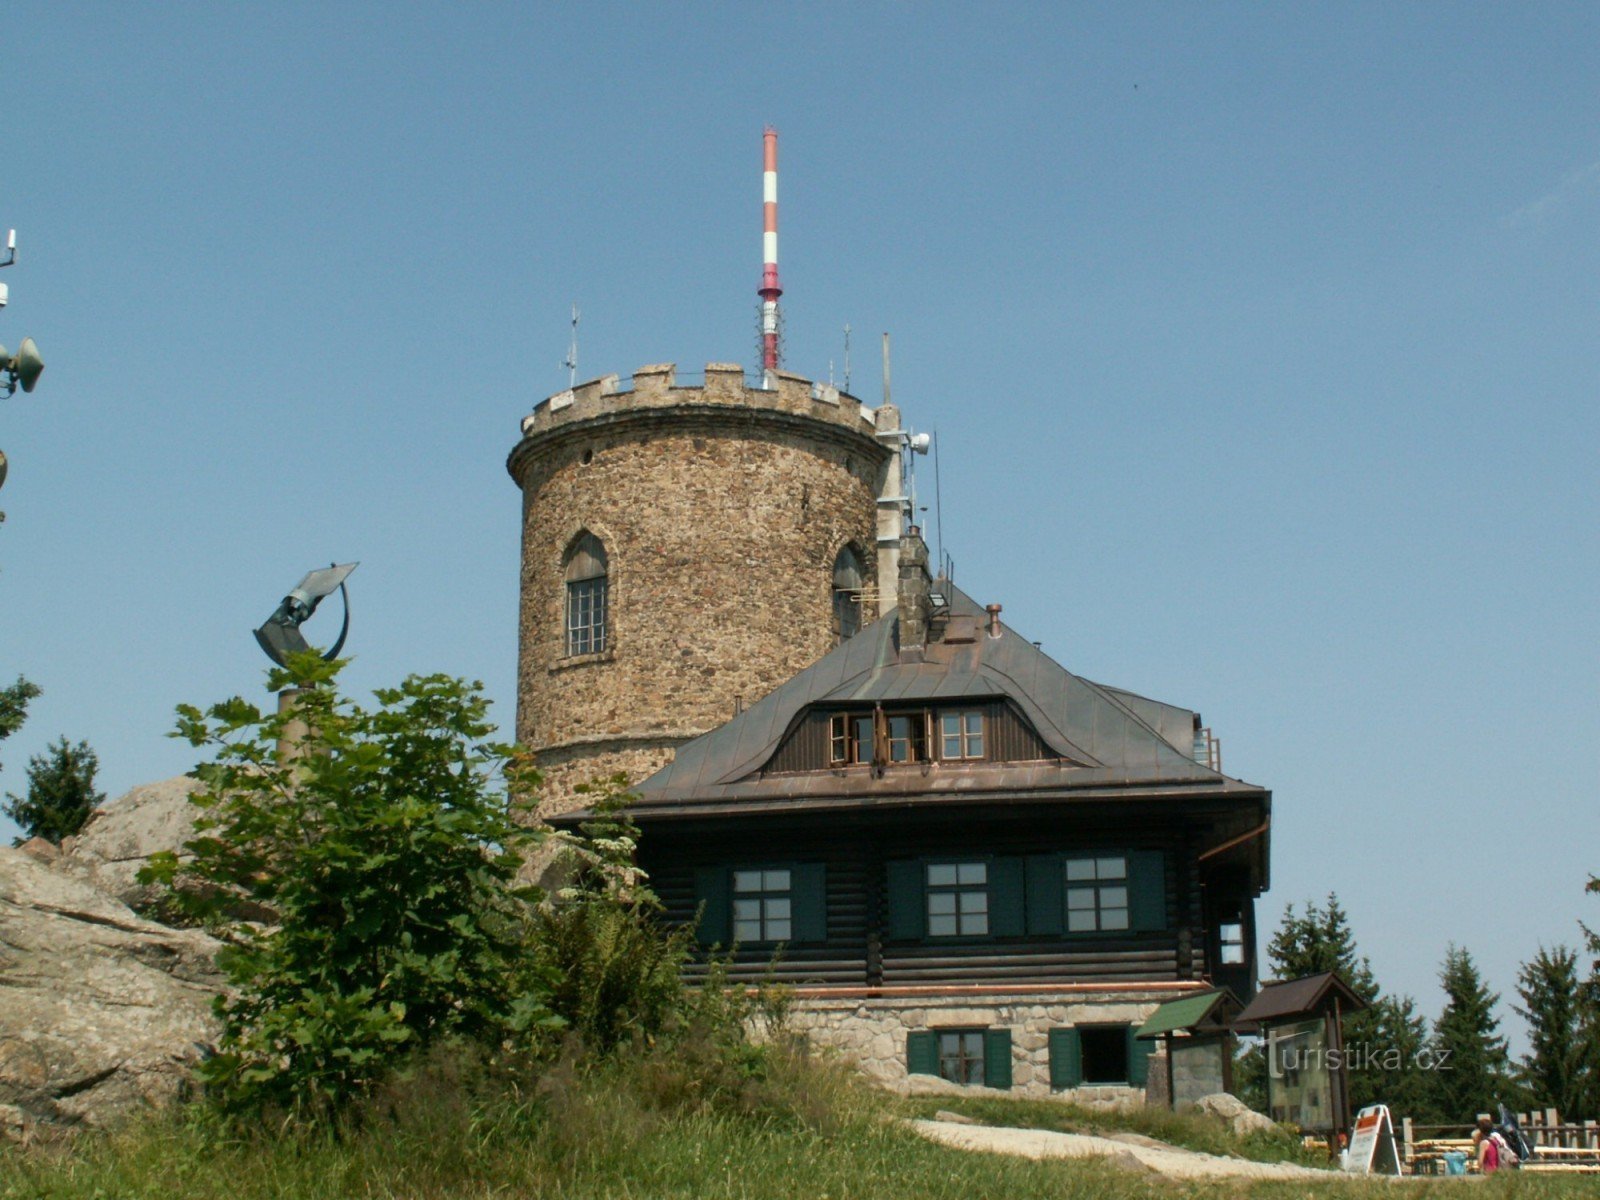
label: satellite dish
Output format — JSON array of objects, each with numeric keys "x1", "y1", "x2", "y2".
[
  {"x1": 0, "y1": 338, "x2": 42, "y2": 395},
  {"x1": 253, "y1": 562, "x2": 359, "y2": 667},
  {"x1": 14, "y1": 338, "x2": 42, "y2": 393}
]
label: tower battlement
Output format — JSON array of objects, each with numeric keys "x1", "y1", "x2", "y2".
[{"x1": 511, "y1": 362, "x2": 884, "y2": 469}]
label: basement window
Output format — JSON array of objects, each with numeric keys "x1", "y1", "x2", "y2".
[
  {"x1": 1079, "y1": 1025, "x2": 1132, "y2": 1085},
  {"x1": 938, "y1": 1030, "x2": 986, "y2": 1086}
]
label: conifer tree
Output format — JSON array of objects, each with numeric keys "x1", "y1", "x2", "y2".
[
  {"x1": 1430, "y1": 945, "x2": 1511, "y2": 1121},
  {"x1": 4, "y1": 735, "x2": 105, "y2": 845},
  {"x1": 1513, "y1": 945, "x2": 1591, "y2": 1117},
  {"x1": 0, "y1": 675, "x2": 40, "y2": 772}
]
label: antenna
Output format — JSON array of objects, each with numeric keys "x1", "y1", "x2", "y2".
[
  {"x1": 757, "y1": 127, "x2": 783, "y2": 386},
  {"x1": 933, "y1": 426, "x2": 944, "y2": 574},
  {"x1": 843, "y1": 323, "x2": 852, "y2": 392},
  {"x1": 563, "y1": 303, "x2": 579, "y2": 389}
]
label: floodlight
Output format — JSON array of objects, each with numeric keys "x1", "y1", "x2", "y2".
[{"x1": 254, "y1": 561, "x2": 359, "y2": 666}]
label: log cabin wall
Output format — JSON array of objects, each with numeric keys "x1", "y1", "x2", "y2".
[{"x1": 641, "y1": 813, "x2": 1224, "y2": 989}]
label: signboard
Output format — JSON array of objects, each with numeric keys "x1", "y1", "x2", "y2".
[{"x1": 1344, "y1": 1104, "x2": 1401, "y2": 1175}]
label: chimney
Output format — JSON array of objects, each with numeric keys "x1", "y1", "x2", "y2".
[
  {"x1": 898, "y1": 525, "x2": 933, "y2": 658},
  {"x1": 985, "y1": 603, "x2": 1003, "y2": 638}
]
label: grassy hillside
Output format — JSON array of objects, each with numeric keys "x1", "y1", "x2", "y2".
[{"x1": 4, "y1": 1044, "x2": 1594, "y2": 1200}]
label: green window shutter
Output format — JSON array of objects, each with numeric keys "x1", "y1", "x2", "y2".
[
  {"x1": 1025, "y1": 853, "x2": 1064, "y2": 935},
  {"x1": 1048, "y1": 1027, "x2": 1083, "y2": 1089},
  {"x1": 906, "y1": 1030, "x2": 939, "y2": 1077},
  {"x1": 1128, "y1": 850, "x2": 1166, "y2": 931},
  {"x1": 792, "y1": 862, "x2": 827, "y2": 943},
  {"x1": 983, "y1": 1028, "x2": 1013, "y2": 1090},
  {"x1": 1126, "y1": 1025, "x2": 1155, "y2": 1086},
  {"x1": 694, "y1": 866, "x2": 730, "y2": 946},
  {"x1": 989, "y1": 857, "x2": 1025, "y2": 937},
  {"x1": 886, "y1": 860, "x2": 925, "y2": 941}
]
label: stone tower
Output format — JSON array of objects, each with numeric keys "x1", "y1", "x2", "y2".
[{"x1": 507, "y1": 362, "x2": 904, "y2": 810}]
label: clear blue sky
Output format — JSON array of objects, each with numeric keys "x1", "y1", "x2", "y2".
[{"x1": 2, "y1": 3, "x2": 1595, "y2": 1057}]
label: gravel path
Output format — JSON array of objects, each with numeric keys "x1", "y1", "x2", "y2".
[{"x1": 908, "y1": 1118, "x2": 1346, "y2": 1181}]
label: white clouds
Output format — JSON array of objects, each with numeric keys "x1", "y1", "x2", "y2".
[{"x1": 1502, "y1": 159, "x2": 1600, "y2": 228}]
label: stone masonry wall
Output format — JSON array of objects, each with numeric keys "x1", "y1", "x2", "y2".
[
  {"x1": 786, "y1": 992, "x2": 1167, "y2": 1103},
  {"x1": 508, "y1": 363, "x2": 891, "y2": 814}
]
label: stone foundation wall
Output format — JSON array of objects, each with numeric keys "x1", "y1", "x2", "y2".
[{"x1": 786, "y1": 991, "x2": 1169, "y2": 1103}]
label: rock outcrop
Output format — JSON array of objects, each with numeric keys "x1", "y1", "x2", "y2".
[
  {"x1": 0, "y1": 846, "x2": 224, "y2": 1139},
  {"x1": 1190, "y1": 1091, "x2": 1279, "y2": 1136},
  {"x1": 55, "y1": 775, "x2": 205, "y2": 912}
]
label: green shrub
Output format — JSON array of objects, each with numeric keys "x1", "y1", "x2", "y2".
[{"x1": 140, "y1": 658, "x2": 561, "y2": 1117}]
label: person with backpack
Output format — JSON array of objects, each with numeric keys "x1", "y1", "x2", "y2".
[{"x1": 1474, "y1": 1116, "x2": 1519, "y2": 1173}]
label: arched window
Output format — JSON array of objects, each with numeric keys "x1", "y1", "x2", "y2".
[
  {"x1": 832, "y1": 545, "x2": 865, "y2": 642},
  {"x1": 564, "y1": 533, "x2": 609, "y2": 655}
]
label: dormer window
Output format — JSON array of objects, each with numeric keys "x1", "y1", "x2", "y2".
[
  {"x1": 564, "y1": 532, "x2": 609, "y2": 656},
  {"x1": 940, "y1": 710, "x2": 984, "y2": 759},
  {"x1": 825, "y1": 706, "x2": 986, "y2": 766}
]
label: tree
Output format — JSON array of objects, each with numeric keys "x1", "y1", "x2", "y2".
[
  {"x1": 1265, "y1": 894, "x2": 1392, "y2": 1110},
  {"x1": 0, "y1": 675, "x2": 40, "y2": 771},
  {"x1": 1367, "y1": 993, "x2": 1437, "y2": 1121},
  {"x1": 1430, "y1": 944, "x2": 1511, "y2": 1122},
  {"x1": 142, "y1": 656, "x2": 562, "y2": 1116},
  {"x1": 1512, "y1": 945, "x2": 1590, "y2": 1117},
  {"x1": 4, "y1": 735, "x2": 104, "y2": 845}
]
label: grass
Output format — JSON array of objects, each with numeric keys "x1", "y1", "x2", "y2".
[{"x1": 4, "y1": 1044, "x2": 1598, "y2": 1200}]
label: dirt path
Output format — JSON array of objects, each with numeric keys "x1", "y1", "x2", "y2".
[{"x1": 908, "y1": 1118, "x2": 1360, "y2": 1181}]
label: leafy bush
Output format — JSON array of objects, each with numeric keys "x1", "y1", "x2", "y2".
[{"x1": 141, "y1": 657, "x2": 561, "y2": 1116}]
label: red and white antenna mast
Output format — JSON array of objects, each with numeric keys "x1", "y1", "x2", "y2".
[{"x1": 758, "y1": 126, "x2": 782, "y2": 385}]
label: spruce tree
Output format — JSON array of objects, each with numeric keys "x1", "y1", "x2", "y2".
[
  {"x1": 1513, "y1": 946, "x2": 1588, "y2": 1117},
  {"x1": 1430, "y1": 945, "x2": 1511, "y2": 1122},
  {"x1": 3, "y1": 736, "x2": 104, "y2": 845},
  {"x1": 1266, "y1": 894, "x2": 1396, "y2": 1110}
]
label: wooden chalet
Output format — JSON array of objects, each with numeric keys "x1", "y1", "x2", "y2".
[{"x1": 572, "y1": 530, "x2": 1272, "y2": 1097}]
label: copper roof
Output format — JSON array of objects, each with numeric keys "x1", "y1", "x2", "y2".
[{"x1": 625, "y1": 587, "x2": 1270, "y2": 817}]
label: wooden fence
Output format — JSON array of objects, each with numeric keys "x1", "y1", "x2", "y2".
[{"x1": 1399, "y1": 1109, "x2": 1600, "y2": 1175}]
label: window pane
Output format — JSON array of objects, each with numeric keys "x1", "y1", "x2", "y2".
[
  {"x1": 734, "y1": 920, "x2": 762, "y2": 942},
  {"x1": 1100, "y1": 887, "x2": 1128, "y2": 910},
  {"x1": 1221, "y1": 944, "x2": 1246, "y2": 965},
  {"x1": 1221, "y1": 923, "x2": 1242, "y2": 941},
  {"x1": 929, "y1": 914, "x2": 958, "y2": 937},
  {"x1": 966, "y1": 729, "x2": 983, "y2": 757},
  {"x1": 1066, "y1": 859, "x2": 1095, "y2": 881},
  {"x1": 1068, "y1": 910, "x2": 1098, "y2": 932},
  {"x1": 764, "y1": 869, "x2": 791, "y2": 892},
  {"x1": 1098, "y1": 856, "x2": 1126, "y2": 879},
  {"x1": 1067, "y1": 887, "x2": 1097, "y2": 910},
  {"x1": 959, "y1": 912, "x2": 989, "y2": 936},
  {"x1": 939, "y1": 1033, "x2": 962, "y2": 1055},
  {"x1": 927, "y1": 864, "x2": 958, "y2": 887},
  {"x1": 733, "y1": 871, "x2": 762, "y2": 893},
  {"x1": 927, "y1": 892, "x2": 957, "y2": 916},
  {"x1": 734, "y1": 899, "x2": 761, "y2": 920},
  {"x1": 765, "y1": 897, "x2": 791, "y2": 920},
  {"x1": 957, "y1": 862, "x2": 987, "y2": 886},
  {"x1": 960, "y1": 891, "x2": 988, "y2": 915},
  {"x1": 961, "y1": 1032, "x2": 984, "y2": 1056},
  {"x1": 941, "y1": 713, "x2": 960, "y2": 737},
  {"x1": 942, "y1": 736, "x2": 962, "y2": 758},
  {"x1": 1101, "y1": 908, "x2": 1129, "y2": 930},
  {"x1": 767, "y1": 919, "x2": 791, "y2": 941},
  {"x1": 964, "y1": 711, "x2": 983, "y2": 736}
]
